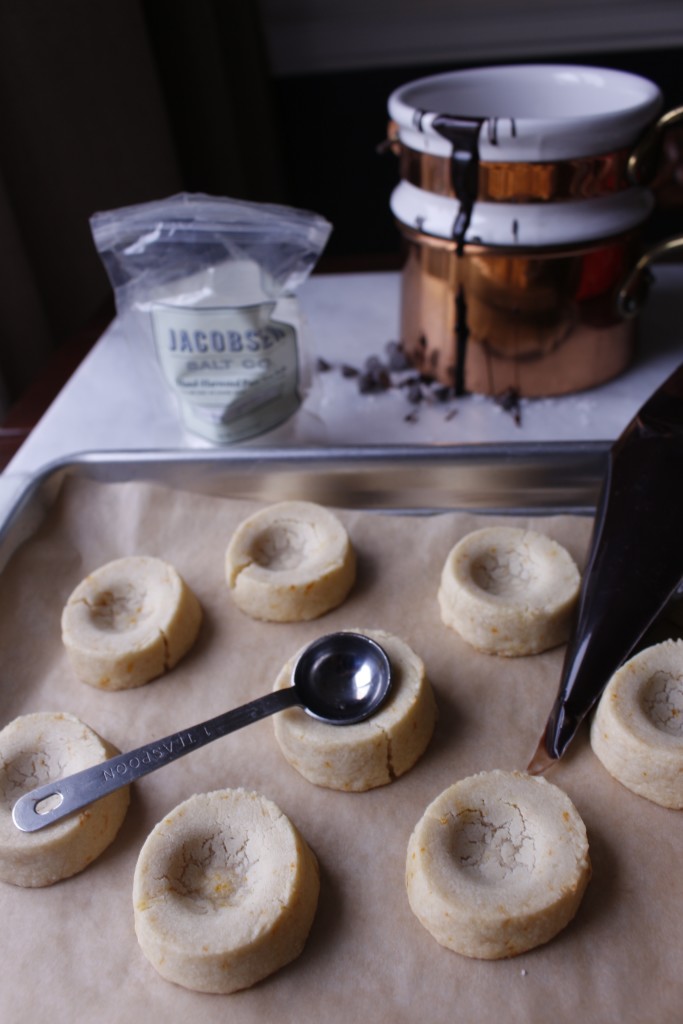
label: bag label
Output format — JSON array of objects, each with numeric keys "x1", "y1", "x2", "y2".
[{"x1": 151, "y1": 302, "x2": 300, "y2": 442}]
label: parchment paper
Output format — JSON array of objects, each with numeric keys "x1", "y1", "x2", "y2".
[{"x1": 0, "y1": 477, "x2": 680, "y2": 1024}]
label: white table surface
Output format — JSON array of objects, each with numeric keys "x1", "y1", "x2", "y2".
[{"x1": 1, "y1": 267, "x2": 682, "y2": 520}]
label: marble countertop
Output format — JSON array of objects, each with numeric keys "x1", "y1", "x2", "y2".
[{"x1": 1, "y1": 267, "x2": 682, "y2": 520}]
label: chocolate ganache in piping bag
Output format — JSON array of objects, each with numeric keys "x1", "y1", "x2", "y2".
[{"x1": 529, "y1": 361, "x2": 683, "y2": 773}]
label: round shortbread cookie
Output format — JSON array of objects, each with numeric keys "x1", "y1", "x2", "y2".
[
  {"x1": 133, "y1": 788, "x2": 319, "y2": 994},
  {"x1": 61, "y1": 555, "x2": 202, "y2": 690},
  {"x1": 406, "y1": 770, "x2": 591, "y2": 959},
  {"x1": 225, "y1": 501, "x2": 356, "y2": 622},
  {"x1": 272, "y1": 628, "x2": 437, "y2": 791},
  {"x1": 0, "y1": 711, "x2": 130, "y2": 887},
  {"x1": 438, "y1": 527, "x2": 580, "y2": 656},
  {"x1": 591, "y1": 639, "x2": 683, "y2": 807}
]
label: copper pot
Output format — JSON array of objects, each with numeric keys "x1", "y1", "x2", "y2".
[
  {"x1": 398, "y1": 223, "x2": 669, "y2": 397},
  {"x1": 387, "y1": 65, "x2": 683, "y2": 397}
]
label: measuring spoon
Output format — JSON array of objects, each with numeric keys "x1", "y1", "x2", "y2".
[{"x1": 12, "y1": 631, "x2": 391, "y2": 833}]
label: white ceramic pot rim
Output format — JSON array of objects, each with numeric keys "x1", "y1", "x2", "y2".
[
  {"x1": 388, "y1": 64, "x2": 662, "y2": 162},
  {"x1": 391, "y1": 180, "x2": 654, "y2": 248}
]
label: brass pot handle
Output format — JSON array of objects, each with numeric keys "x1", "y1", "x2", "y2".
[
  {"x1": 618, "y1": 234, "x2": 683, "y2": 318},
  {"x1": 628, "y1": 105, "x2": 683, "y2": 186}
]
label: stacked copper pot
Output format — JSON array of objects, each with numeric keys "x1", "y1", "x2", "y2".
[{"x1": 388, "y1": 65, "x2": 683, "y2": 397}]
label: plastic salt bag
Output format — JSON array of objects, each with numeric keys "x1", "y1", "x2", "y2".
[{"x1": 91, "y1": 193, "x2": 332, "y2": 443}]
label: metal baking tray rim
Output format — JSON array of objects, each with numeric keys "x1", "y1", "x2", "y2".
[{"x1": 0, "y1": 442, "x2": 609, "y2": 574}]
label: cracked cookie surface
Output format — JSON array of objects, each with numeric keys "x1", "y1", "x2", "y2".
[
  {"x1": 61, "y1": 556, "x2": 202, "y2": 689},
  {"x1": 406, "y1": 770, "x2": 591, "y2": 959},
  {"x1": 438, "y1": 526, "x2": 580, "y2": 656},
  {"x1": 0, "y1": 711, "x2": 130, "y2": 886},
  {"x1": 133, "y1": 788, "x2": 319, "y2": 994},
  {"x1": 272, "y1": 628, "x2": 436, "y2": 791},
  {"x1": 225, "y1": 501, "x2": 356, "y2": 622},
  {"x1": 591, "y1": 639, "x2": 683, "y2": 807}
]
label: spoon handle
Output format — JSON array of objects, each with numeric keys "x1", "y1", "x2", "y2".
[{"x1": 12, "y1": 687, "x2": 300, "y2": 833}]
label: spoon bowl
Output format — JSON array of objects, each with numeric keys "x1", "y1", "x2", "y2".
[
  {"x1": 12, "y1": 631, "x2": 391, "y2": 833},
  {"x1": 294, "y1": 631, "x2": 391, "y2": 724}
]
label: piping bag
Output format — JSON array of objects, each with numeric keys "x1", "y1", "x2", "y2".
[{"x1": 528, "y1": 361, "x2": 683, "y2": 774}]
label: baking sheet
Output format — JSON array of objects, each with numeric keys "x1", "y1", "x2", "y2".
[{"x1": 1, "y1": 468, "x2": 681, "y2": 1024}]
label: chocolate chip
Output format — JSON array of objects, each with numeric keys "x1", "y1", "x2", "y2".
[
  {"x1": 364, "y1": 355, "x2": 385, "y2": 373},
  {"x1": 406, "y1": 382, "x2": 423, "y2": 404},
  {"x1": 315, "y1": 338, "x2": 467, "y2": 424},
  {"x1": 358, "y1": 366, "x2": 391, "y2": 394},
  {"x1": 495, "y1": 386, "x2": 522, "y2": 426},
  {"x1": 386, "y1": 340, "x2": 411, "y2": 371}
]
